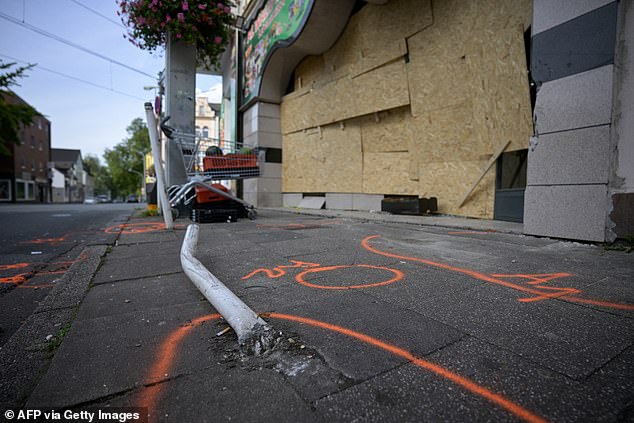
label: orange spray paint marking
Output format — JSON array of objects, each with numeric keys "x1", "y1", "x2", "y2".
[
  {"x1": 0, "y1": 263, "x2": 30, "y2": 271},
  {"x1": 0, "y1": 274, "x2": 28, "y2": 285},
  {"x1": 242, "y1": 260, "x2": 320, "y2": 280},
  {"x1": 136, "y1": 314, "x2": 221, "y2": 422},
  {"x1": 104, "y1": 222, "x2": 168, "y2": 234},
  {"x1": 362, "y1": 235, "x2": 634, "y2": 311},
  {"x1": 138, "y1": 313, "x2": 547, "y2": 423},
  {"x1": 295, "y1": 264, "x2": 404, "y2": 290},
  {"x1": 270, "y1": 313, "x2": 548, "y2": 423}
]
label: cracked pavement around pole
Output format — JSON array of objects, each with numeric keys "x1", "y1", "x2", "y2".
[{"x1": 11, "y1": 209, "x2": 634, "y2": 422}]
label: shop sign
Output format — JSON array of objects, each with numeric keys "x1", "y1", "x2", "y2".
[{"x1": 243, "y1": 0, "x2": 313, "y2": 103}]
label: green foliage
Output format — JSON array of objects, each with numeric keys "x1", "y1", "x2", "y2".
[
  {"x1": 117, "y1": 0, "x2": 235, "y2": 69},
  {"x1": 0, "y1": 61, "x2": 38, "y2": 156},
  {"x1": 83, "y1": 154, "x2": 114, "y2": 196},
  {"x1": 103, "y1": 117, "x2": 150, "y2": 198}
]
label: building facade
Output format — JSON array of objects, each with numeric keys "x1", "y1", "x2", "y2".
[
  {"x1": 220, "y1": 0, "x2": 633, "y2": 242},
  {"x1": 50, "y1": 148, "x2": 85, "y2": 203},
  {"x1": 0, "y1": 93, "x2": 51, "y2": 203}
]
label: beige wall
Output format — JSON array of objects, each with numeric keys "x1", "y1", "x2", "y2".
[{"x1": 280, "y1": 0, "x2": 533, "y2": 218}]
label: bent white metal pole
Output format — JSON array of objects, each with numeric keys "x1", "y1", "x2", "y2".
[
  {"x1": 144, "y1": 102, "x2": 174, "y2": 230},
  {"x1": 180, "y1": 224, "x2": 273, "y2": 353}
]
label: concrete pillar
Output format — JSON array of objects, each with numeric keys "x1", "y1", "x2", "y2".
[
  {"x1": 524, "y1": 1, "x2": 618, "y2": 242},
  {"x1": 242, "y1": 102, "x2": 283, "y2": 207},
  {"x1": 165, "y1": 35, "x2": 196, "y2": 187}
]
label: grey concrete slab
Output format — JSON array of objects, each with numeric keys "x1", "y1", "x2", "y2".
[
  {"x1": 527, "y1": 126, "x2": 611, "y2": 185},
  {"x1": 415, "y1": 282, "x2": 634, "y2": 380},
  {"x1": 105, "y1": 241, "x2": 182, "y2": 260},
  {"x1": 534, "y1": 65, "x2": 613, "y2": 134},
  {"x1": 76, "y1": 273, "x2": 205, "y2": 321},
  {"x1": 524, "y1": 184, "x2": 609, "y2": 242},
  {"x1": 91, "y1": 253, "x2": 182, "y2": 285},
  {"x1": 27, "y1": 301, "x2": 213, "y2": 408},
  {"x1": 94, "y1": 366, "x2": 321, "y2": 423},
  {"x1": 532, "y1": 0, "x2": 614, "y2": 35}
]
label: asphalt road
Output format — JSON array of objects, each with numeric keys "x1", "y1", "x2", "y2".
[{"x1": 0, "y1": 203, "x2": 136, "y2": 347}]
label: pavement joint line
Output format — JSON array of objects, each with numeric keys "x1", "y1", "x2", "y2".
[
  {"x1": 180, "y1": 224, "x2": 276, "y2": 354},
  {"x1": 580, "y1": 343, "x2": 634, "y2": 383},
  {"x1": 263, "y1": 207, "x2": 524, "y2": 235},
  {"x1": 91, "y1": 271, "x2": 184, "y2": 286}
]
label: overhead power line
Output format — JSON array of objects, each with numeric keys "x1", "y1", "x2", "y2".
[
  {"x1": 0, "y1": 11, "x2": 156, "y2": 79},
  {"x1": 0, "y1": 53, "x2": 147, "y2": 101},
  {"x1": 67, "y1": 0, "x2": 125, "y2": 28}
]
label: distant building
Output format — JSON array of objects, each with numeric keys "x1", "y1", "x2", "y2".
[
  {"x1": 195, "y1": 94, "x2": 221, "y2": 151},
  {"x1": 50, "y1": 148, "x2": 85, "y2": 203},
  {"x1": 0, "y1": 93, "x2": 51, "y2": 203}
]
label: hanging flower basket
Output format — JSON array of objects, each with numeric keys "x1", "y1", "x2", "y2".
[{"x1": 117, "y1": 0, "x2": 235, "y2": 69}]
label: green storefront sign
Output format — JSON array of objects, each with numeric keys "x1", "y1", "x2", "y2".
[{"x1": 242, "y1": 0, "x2": 313, "y2": 104}]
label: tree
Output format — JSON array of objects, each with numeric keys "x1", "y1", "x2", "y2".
[
  {"x1": 0, "y1": 61, "x2": 38, "y2": 156},
  {"x1": 83, "y1": 154, "x2": 113, "y2": 196},
  {"x1": 103, "y1": 118, "x2": 150, "y2": 197}
]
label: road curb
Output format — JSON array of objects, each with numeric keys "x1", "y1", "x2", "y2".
[{"x1": 0, "y1": 244, "x2": 108, "y2": 410}]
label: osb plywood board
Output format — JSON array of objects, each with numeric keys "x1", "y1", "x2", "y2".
[
  {"x1": 318, "y1": 122, "x2": 363, "y2": 192},
  {"x1": 294, "y1": 55, "x2": 325, "y2": 90},
  {"x1": 351, "y1": 59, "x2": 410, "y2": 119},
  {"x1": 418, "y1": 160, "x2": 495, "y2": 219},
  {"x1": 351, "y1": 38, "x2": 407, "y2": 79},
  {"x1": 363, "y1": 152, "x2": 418, "y2": 195},
  {"x1": 282, "y1": 130, "x2": 318, "y2": 193},
  {"x1": 360, "y1": 106, "x2": 412, "y2": 153},
  {"x1": 282, "y1": 122, "x2": 363, "y2": 193},
  {"x1": 357, "y1": 0, "x2": 433, "y2": 50},
  {"x1": 472, "y1": 0, "x2": 532, "y2": 31},
  {"x1": 408, "y1": 101, "x2": 493, "y2": 164},
  {"x1": 407, "y1": 26, "x2": 477, "y2": 117},
  {"x1": 323, "y1": 13, "x2": 364, "y2": 81},
  {"x1": 282, "y1": 60, "x2": 410, "y2": 134}
]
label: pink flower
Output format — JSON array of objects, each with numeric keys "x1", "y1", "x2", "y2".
[
  {"x1": 176, "y1": 33, "x2": 182, "y2": 39},
  {"x1": 165, "y1": 14, "x2": 171, "y2": 22},
  {"x1": 217, "y1": 3, "x2": 223, "y2": 8},
  {"x1": 214, "y1": 35, "x2": 222, "y2": 44},
  {"x1": 182, "y1": 1, "x2": 188, "y2": 11},
  {"x1": 177, "y1": 12, "x2": 185, "y2": 22},
  {"x1": 224, "y1": 6, "x2": 230, "y2": 13},
  {"x1": 197, "y1": 4, "x2": 206, "y2": 10}
]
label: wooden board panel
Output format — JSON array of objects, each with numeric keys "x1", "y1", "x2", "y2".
[
  {"x1": 282, "y1": 122, "x2": 363, "y2": 193},
  {"x1": 357, "y1": 0, "x2": 433, "y2": 49},
  {"x1": 351, "y1": 59, "x2": 410, "y2": 119},
  {"x1": 360, "y1": 106, "x2": 412, "y2": 153},
  {"x1": 350, "y1": 39, "x2": 407, "y2": 79},
  {"x1": 363, "y1": 152, "x2": 418, "y2": 195},
  {"x1": 418, "y1": 160, "x2": 495, "y2": 218}
]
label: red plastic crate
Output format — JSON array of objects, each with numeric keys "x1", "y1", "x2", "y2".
[{"x1": 203, "y1": 154, "x2": 257, "y2": 171}]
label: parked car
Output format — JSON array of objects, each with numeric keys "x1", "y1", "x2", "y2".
[
  {"x1": 126, "y1": 194, "x2": 138, "y2": 203},
  {"x1": 96, "y1": 195, "x2": 110, "y2": 203},
  {"x1": 83, "y1": 197, "x2": 97, "y2": 205}
]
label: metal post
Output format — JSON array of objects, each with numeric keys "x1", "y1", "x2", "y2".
[{"x1": 145, "y1": 103, "x2": 174, "y2": 230}]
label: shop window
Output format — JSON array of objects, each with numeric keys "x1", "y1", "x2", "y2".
[
  {"x1": 16, "y1": 180, "x2": 26, "y2": 200},
  {"x1": 0, "y1": 179, "x2": 11, "y2": 201},
  {"x1": 497, "y1": 150, "x2": 528, "y2": 189},
  {"x1": 202, "y1": 126, "x2": 209, "y2": 138}
]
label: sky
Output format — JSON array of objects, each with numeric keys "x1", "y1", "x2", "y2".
[{"x1": 0, "y1": 0, "x2": 222, "y2": 160}]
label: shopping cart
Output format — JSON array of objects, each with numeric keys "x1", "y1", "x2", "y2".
[{"x1": 161, "y1": 117, "x2": 258, "y2": 222}]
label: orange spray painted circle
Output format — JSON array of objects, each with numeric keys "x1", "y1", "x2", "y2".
[
  {"x1": 295, "y1": 264, "x2": 404, "y2": 290},
  {"x1": 104, "y1": 222, "x2": 167, "y2": 234}
]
